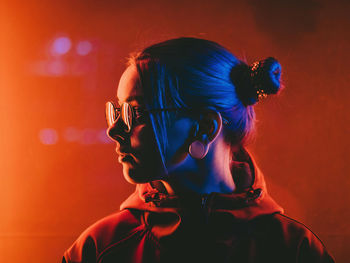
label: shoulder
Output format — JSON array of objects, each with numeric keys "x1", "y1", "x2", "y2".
[
  {"x1": 252, "y1": 213, "x2": 335, "y2": 262},
  {"x1": 266, "y1": 213, "x2": 327, "y2": 244},
  {"x1": 80, "y1": 209, "x2": 143, "y2": 241},
  {"x1": 63, "y1": 209, "x2": 146, "y2": 263}
]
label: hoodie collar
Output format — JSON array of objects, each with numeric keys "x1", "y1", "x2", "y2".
[{"x1": 120, "y1": 148, "x2": 283, "y2": 221}]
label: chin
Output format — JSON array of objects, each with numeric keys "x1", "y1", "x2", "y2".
[{"x1": 122, "y1": 163, "x2": 156, "y2": 184}]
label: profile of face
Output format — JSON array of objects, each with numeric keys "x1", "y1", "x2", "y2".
[{"x1": 107, "y1": 65, "x2": 194, "y2": 184}]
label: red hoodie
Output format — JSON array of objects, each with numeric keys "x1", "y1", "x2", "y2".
[{"x1": 63, "y1": 149, "x2": 335, "y2": 263}]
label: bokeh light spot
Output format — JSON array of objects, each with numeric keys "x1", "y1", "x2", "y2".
[
  {"x1": 80, "y1": 129, "x2": 97, "y2": 145},
  {"x1": 76, "y1": 41, "x2": 92, "y2": 56},
  {"x1": 39, "y1": 128, "x2": 58, "y2": 145},
  {"x1": 48, "y1": 60, "x2": 66, "y2": 76},
  {"x1": 63, "y1": 127, "x2": 81, "y2": 142},
  {"x1": 51, "y1": 36, "x2": 71, "y2": 55},
  {"x1": 98, "y1": 129, "x2": 112, "y2": 144}
]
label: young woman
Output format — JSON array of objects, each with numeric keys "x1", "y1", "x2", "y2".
[{"x1": 63, "y1": 37, "x2": 334, "y2": 263}]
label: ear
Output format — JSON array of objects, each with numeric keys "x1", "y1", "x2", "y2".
[{"x1": 197, "y1": 110, "x2": 223, "y2": 143}]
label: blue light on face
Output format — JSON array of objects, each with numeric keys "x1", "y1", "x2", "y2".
[{"x1": 51, "y1": 37, "x2": 72, "y2": 55}]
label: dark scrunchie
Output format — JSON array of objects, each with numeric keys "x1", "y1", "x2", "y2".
[{"x1": 230, "y1": 57, "x2": 283, "y2": 106}]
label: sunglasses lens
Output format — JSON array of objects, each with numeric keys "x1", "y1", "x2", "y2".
[
  {"x1": 121, "y1": 103, "x2": 133, "y2": 132},
  {"x1": 105, "y1": 102, "x2": 116, "y2": 127},
  {"x1": 105, "y1": 101, "x2": 133, "y2": 132}
]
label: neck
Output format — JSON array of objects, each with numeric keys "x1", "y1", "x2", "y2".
[{"x1": 163, "y1": 140, "x2": 236, "y2": 195}]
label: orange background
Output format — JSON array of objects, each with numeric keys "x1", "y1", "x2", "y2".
[{"x1": 1, "y1": 0, "x2": 349, "y2": 262}]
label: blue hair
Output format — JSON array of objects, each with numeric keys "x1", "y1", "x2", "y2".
[{"x1": 128, "y1": 37, "x2": 280, "y2": 157}]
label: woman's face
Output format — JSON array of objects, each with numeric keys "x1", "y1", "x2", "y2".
[
  {"x1": 107, "y1": 65, "x2": 161, "y2": 183},
  {"x1": 107, "y1": 65, "x2": 194, "y2": 184}
]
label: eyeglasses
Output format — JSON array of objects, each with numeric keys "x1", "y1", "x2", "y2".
[
  {"x1": 105, "y1": 101, "x2": 230, "y2": 133},
  {"x1": 105, "y1": 101, "x2": 182, "y2": 132}
]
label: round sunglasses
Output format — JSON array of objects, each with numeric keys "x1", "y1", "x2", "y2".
[
  {"x1": 105, "y1": 101, "x2": 229, "y2": 133},
  {"x1": 105, "y1": 101, "x2": 183, "y2": 132}
]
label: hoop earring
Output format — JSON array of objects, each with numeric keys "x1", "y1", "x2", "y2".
[{"x1": 189, "y1": 140, "x2": 209, "y2": 159}]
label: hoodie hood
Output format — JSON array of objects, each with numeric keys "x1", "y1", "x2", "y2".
[{"x1": 120, "y1": 148, "x2": 283, "y2": 222}]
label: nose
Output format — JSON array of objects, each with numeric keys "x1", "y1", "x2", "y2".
[{"x1": 107, "y1": 115, "x2": 128, "y2": 143}]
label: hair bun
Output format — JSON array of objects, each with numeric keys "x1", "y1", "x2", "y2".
[
  {"x1": 250, "y1": 57, "x2": 283, "y2": 98},
  {"x1": 231, "y1": 57, "x2": 283, "y2": 106}
]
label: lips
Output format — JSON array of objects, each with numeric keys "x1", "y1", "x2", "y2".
[
  {"x1": 116, "y1": 149, "x2": 137, "y2": 164},
  {"x1": 116, "y1": 147, "x2": 130, "y2": 156},
  {"x1": 118, "y1": 154, "x2": 135, "y2": 163},
  {"x1": 116, "y1": 151, "x2": 130, "y2": 157}
]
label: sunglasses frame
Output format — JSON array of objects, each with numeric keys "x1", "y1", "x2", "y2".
[
  {"x1": 106, "y1": 101, "x2": 230, "y2": 133},
  {"x1": 106, "y1": 101, "x2": 185, "y2": 133}
]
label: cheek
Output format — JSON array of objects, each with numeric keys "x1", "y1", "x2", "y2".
[
  {"x1": 130, "y1": 124, "x2": 155, "y2": 150},
  {"x1": 128, "y1": 123, "x2": 164, "y2": 179},
  {"x1": 165, "y1": 118, "x2": 193, "y2": 162}
]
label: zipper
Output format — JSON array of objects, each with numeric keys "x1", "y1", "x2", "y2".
[
  {"x1": 201, "y1": 194, "x2": 210, "y2": 225},
  {"x1": 201, "y1": 194, "x2": 209, "y2": 209}
]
